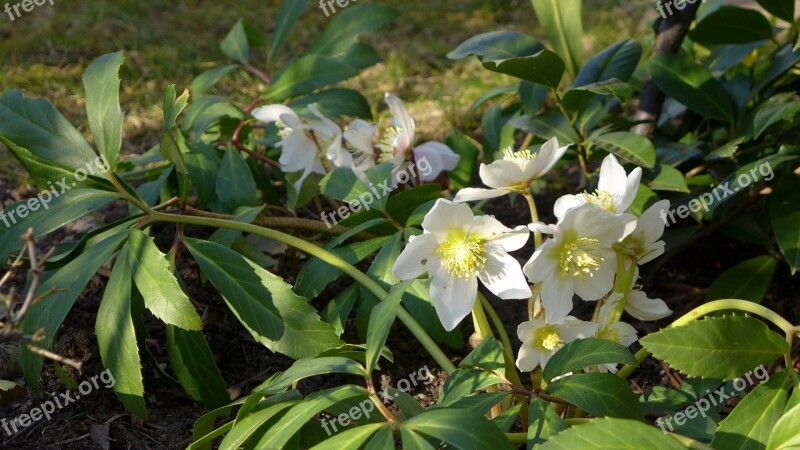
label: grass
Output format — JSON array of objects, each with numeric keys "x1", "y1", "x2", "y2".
[{"x1": 0, "y1": 0, "x2": 656, "y2": 184}]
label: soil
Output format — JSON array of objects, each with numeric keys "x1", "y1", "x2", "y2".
[{"x1": 0, "y1": 181, "x2": 798, "y2": 449}]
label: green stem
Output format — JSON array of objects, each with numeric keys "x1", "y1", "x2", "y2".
[
  {"x1": 523, "y1": 193, "x2": 542, "y2": 248},
  {"x1": 601, "y1": 254, "x2": 636, "y2": 330},
  {"x1": 618, "y1": 299, "x2": 796, "y2": 379},
  {"x1": 480, "y1": 294, "x2": 514, "y2": 366},
  {"x1": 148, "y1": 212, "x2": 457, "y2": 374},
  {"x1": 472, "y1": 295, "x2": 494, "y2": 340}
]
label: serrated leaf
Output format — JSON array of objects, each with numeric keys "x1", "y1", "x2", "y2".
[
  {"x1": 220, "y1": 401, "x2": 298, "y2": 450},
  {"x1": 96, "y1": 244, "x2": 148, "y2": 419},
  {"x1": 527, "y1": 396, "x2": 569, "y2": 449},
  {"x1": 460, "y1": 336, "x2": 505, "y2": 376},
  {"x1": 127, "y1": 230, "x2": 202, "y2": 330},
  {"x1": 538, "y1": 417, "x2": 685, "y2": 449},
  {"x1": 706, "y1": 256, "x2": 776, "y2": 303},
  {"x1": 640, "y1": 315, "x2": 789, "y2": 380},
  {"x1": 440, "y1": 369, "x2": 504, "y2": 405},
  {"x1": 215, "y1": 148, "x2": 257, "y2": 212},
  {"x1": 166, "y1": 325, "x2": 230, "y2": 409},
  {"x1": 713, "y1": 371, "x2": 789, "y2": 450},
  {"x1": 83, "y1": 51, "x2": 124, "y2": 168},
  {"x1": 645, "y1": 164, "x2": 689, "y2": 193},
  {"x1": 308, "y1": 423, "x2": 385, "y2": 450},
  {"x1": 546, "y1": 373, "x2": 644, "y2": 420},
  {"x1": 543, "y1": 338, "x2": 638, "y2": 382}
]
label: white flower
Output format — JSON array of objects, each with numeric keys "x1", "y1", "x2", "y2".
[
  {"x1": 617, "y1": 199, "x2": 670, "y2": 265},
  {"x1": 342, "y1": 119, "x2": 378, "y2": 179},
  {"x1": 516, "y1": 316, "x2": 597, "y2": 372},
  {"x1": 252, "y1": 104, "x2": 347, "y2": 191},
  {"x1": 523, "y1": 204, "x2": 636, "y2": 322},
  {"x1": 625, "y1": 289, "x2": 672, "y2": 321},
  {"x1": 454, "y1": 138, "x2": 569, "y2": 202},
  {"x1": 380, "y1": 93, "x2": 460, "y2": 182},
  {"x1": 554, "y1": 154, "x2": 642, "y2": 221},
  {"x1": 392, "y1": 199, "x2": 531, "y2": 331},
  {"x1": 594, "y1": 294, "x2": 639, "y2": 373}
]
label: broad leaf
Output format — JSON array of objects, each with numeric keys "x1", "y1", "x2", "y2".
[
  {"x1": 460, "y1": 336, "x2": 505, "y2": 376},
  {"x1": 221, "y1": 19, "x2": 250, "y2": 64},
  {"x1": 167, "y1": 325, "x2": 230, "y2": 409},
  {"x1": 640, "y1": 315, "x2": 789, "y2": 380},
  {"x1": 483, "y1": 50, "x2": 565, "y2": 88},
  {"x1": 216, "y1": 148, "x2": 257, "y2": 211},
  {"x1": 305, "y1": 4, "x2": 398, "y2": 58},
  {"x1": 592, "y1": 132, "x2": 656, "y2": 168},
  {"x1": 754, "y1": 100, "x2": 800, "y2": 139},
  {"x1": 769, "y1": 175, "x2": 800, "y2": 274},
  {"x1": 289, "y1": 88, "x2": 372, "y2": 120},
  {"x1": 366, "y1": 281, "x2": 413, "y2": 374},
  {"x1": 269, "y1": 0, "x2": 311, "y2": 63},
  {"x1": 644, "y1": 164, "x2": 689, "y2": 193},
  {"x1": 266, "y1": 55, "x2": 359, "y2": 102},
  {"x1": 96, "y1": 244, "x2": 148, "y2": 419},
  {"x1": 539, "y1": 417, "x2": 685, "y2": 449},
  {"x1": 706, "y1": 256, "x2": 776, "y2": 303},
  {"x1": 757, "y1": 0, "x2": 795, "y2": 21},
  {"x1": 83, "y1": 51, "x2": 124, "y2": 167},
  {"x1": 404, "y1": 408, "x2": 514, "y2": 450},
  {"x1": 574, "y1": 40, "x2": 641, "y2": 86},
  {"x1": 767, "y1": 399, "x2": 800, "y2": 450},
  {"x1": 448, "y1": 31, "x2": 544, "y2": 61},
  {"x1": 308, "y1": 424, "x2": 386, "y2": 450},
  {"x1": 542, "y1": 338, "x2": 637, "y2": 382},
  {"x1": 527, "y1": 396, "x2": 568, "y2": 449},
  {"x1": 546, "y1": 373, "x2": 644, "y2": 420},
  {"x1": 127, "y1": 230, "x2": 202, "y2": 330},
  {"x1": 530, "y1": 0, "x2": 584, "y2": 76},
  {"x1": 689, "y1": 7, "x2": 773, "y2": 45},
  {"x1": 562, "y1": 79, "x2": 632, "y2": 112},
  {"x1": 190, "y1": 65, "x2": 238, "y2": 96},
  {"x1": 260, "y1": 357, "x2": 366, "y2": 395},
  {"x1": 650, "y1": 54, "x2": 735, "y2": 123}
]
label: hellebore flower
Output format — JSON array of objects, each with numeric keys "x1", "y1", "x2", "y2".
[
  {"x1": 617, "y1": 199, "x2": 670, "y2": 265},
  {"x1": 523, "y1": 204, "x2": 636, "y2": 321},
  {"x1": 454, "y1": 137, "x2": 569, "y2": 202},
  {"x1": 516, "y1": 316, "x2": 597, "y2": 372},
  {"x1": 392, "y1": 199, "x2": 531, "y2": 331},
  {"x1": 624, "y1": 288, "x2": 672, "y2": 321},
  {"x1": 554, "y1": 154, "x2": 642, "y2": 221},
  {"x1": 380, "y1": 93, "x2": 460, "y2": 182}
]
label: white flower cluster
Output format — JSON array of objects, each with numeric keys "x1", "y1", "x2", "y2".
[
  {"x1": 392, "y1": 138, "x2": 673, "y2": 373},
  {"x1": 252, "y1": 93, "x2": 460, "y2": 192}
]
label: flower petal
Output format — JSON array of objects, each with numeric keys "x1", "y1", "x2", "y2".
[
  {"x1": 414, "y1": 142, "x2": 460, "y2": 182},
  {"x1": 572, "y1": 249, "x2": 617, "y2": 301},
  {"x1": 524, "y1": 137, "x2": 569, "y2": 180},
  {"x1": 598, "y1": 154, "x2": 627, "y2": 196},
  {"x1": 516, "y1": 340, "x2": 542, "y2": 372},
  {"x1": 421, "y1": 199, "x2": 475, "y2": 234},
  {"x1": 529, "y1": 222, "x2": 557, "y2": 235},
  {"x1": 252, "y1": 104, "x2": 299, "y2": 126},
  {"x1": 486, "y1": 225, "x2": 529, "y2": 252},
  {"x1": 429, "y1": 268, "x2": 478, "y2": 331},
  {"x1": 617, "y1": 167, "x2": 642, "y2": 213},
  {"x1": 558, "y1": 318, "x2": 598, "y2": 342},
  {"x1": 625, "y1": 290, "x2": 672, "y2": 321},
  {"x1": 479, "y1": 160, "x2": 526, "y2": 189},
  {"x1": 454, "y1": 187, "x2": 511, "y2": 203},
  {"x1": 479, "y1": 247, "x2": 532, "y2": 299},
  {"x1": 393, "y1": 233, "x2": 440, "y2": 280},
  {"x1": 385, "y1": 92, "x2": 416, "y2": 142},
  {"x1": 541, "y1": 277, "x2": 575, "y2": 322},
  {"x1": 553, "y1": 194, "x2": 584, "y2": 222}
]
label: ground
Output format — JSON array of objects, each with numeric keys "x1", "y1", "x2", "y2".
[{"x1": 0, "y1": 0, "x2": 798, "y2": 449}]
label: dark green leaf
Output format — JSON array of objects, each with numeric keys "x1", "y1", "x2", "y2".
[
  {"x1": 446, "y1": 132, "x2": 480, "y2": 191},
  {"x1": 574, "y1": 40, "x2": 641, "y2": 86},
  {"x1": 542, "y1": 338, "x2": 637, "y2": 382},
  {"x1": 190, "y1": 65, "x2": 238, "y2": 96},
  {"x1": 538, "y1": 417, "x2": 686, "y2": 449},
  {"x1": 546, "y1": 373, "x2": 644, "y2": 420},
  {"x1": 448, "y1": 31, "x2": 544, "y2": 61},
  {"x1": 440, "y1": 369, "x2": 504, "y2": 404},
  {"x1": 216, "y1": 148, "x2": 257, "y2": 211},
  {"x1": 306, "y1": 4, "x2": 398, "y2": 57},
  {"x1": 754, "y1": 100, "x2": 800, "y2": 139},
  {"x1": 690, "y1": 6, "x2": 773, "y2": 45},
  {"x1": 592, "y1": 131, "x2": 656, "y2": 168},
  {"x1": 366, "y1": 280, "x2": 413, "y2": 374},
  {"x1": 769, "y1": 175, "x2": 800, "y2": 274},
  {"x1": 290, "y1": 88, "x2": 372, "y2": 120},
  {"x1": 706, "y1": 256, "x2": 776, "y2": 303},
  {"x1": 563, "y1": 79, "x2": 632, "y2": 112},
  {"x1": 309, "y1": 424, "x2": 386, "y2": 450},
  {"x1": 167, "y1": 325, "x2": 230, "y2": 409},
  {"x1": 259, "y1": 357, "x2": 366, "y2": 395},
  {"x1": 483, "y1": 50, "x2": 565, "y2": 88},
  {"x1": 530, "y1": 0, "x2": 584, "y2": 76},
  {"x1": 404, "y1": 408, "x2": 514, "y2": 450},
  {"x1": 270, "y1": 0, "x2": 310, "y2": 63},
  {"x1": 460, "y1": 336, "x2": 505, "y2": 376},
  {"x1": 527, "y1": 396, "x2": 569, "y2": 449},
  {"x1": 221, "y1": 19, "x2": 250, "y2": 63},
  {"x1": 650, "y1": 54, "x2": 735, "y2": 122},
  {"x1": 644, "y1": 164, "x2": 689, "y2": 193},
  {"x1": 266, "y1": 55, "x2": 358, "y2": 102},
  {"x1": 510, "y1": 111, "x2": 579, "y2": 144},
  {"x1": 757, "y1": 0, "x2": 795, "y2": 21}
]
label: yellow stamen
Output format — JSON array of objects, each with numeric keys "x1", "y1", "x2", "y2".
[
  {"x1": 580, "y1": 190, "x2": 616, "y2": 212},
  {"x1": 502, "y1": 147, "x2": 536, "y2": 171},
  {"x1": 534, "y1": 325, "x2": 561, "y2": 351},
  {"x1": 559, "y1": 237, "x2": 603, "y2": 279},
  {"x1": 436, "y1": 229, "x2": 487, "y2": 278},
  {"x1": 377, "y1": 126, "x2": 405, "y2": 163}
]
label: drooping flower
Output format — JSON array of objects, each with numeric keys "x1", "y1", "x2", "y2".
[
  {"x1": 252, "y1": 104, "x2": 347, "y2": 191},
  {"x1": 342, "y1": 119, "x2": 378, "y2": 179},
  {"x1": 516, "y1": 316, "x2": 597, "y2": 372},
  {"x1": 392, "y1": 199, "x2": 531, "y2": 331},
  {"x1": 454, "y1": 138, "x2": 569, "y2": 202},
  {"x1": 554, "y1": 154, "x2": 642, "y2": 221},
  {"x1": 624, "y1": 289, "x2": 672, "y2": 321},
  {"x1": 616, "y1": 199, "x2": 670, "y2": 265},
  {"x1": 380, "y1": 93, "x2": 460, "y2": 182},
  {"x1": 523, "y1": 204, "x2": 637, "y2": 321},
  {"x1": 595, "y1": 293, "x2": 640, "y2": 373}
]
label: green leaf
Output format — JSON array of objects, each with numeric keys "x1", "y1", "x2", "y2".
[
  {"x1": 96, "y1": 244, "x2": 148, "y2": 419},
  {"x1": 757, "y1": 0, "x2": 795, "y2": 21},
  {"x1": 754, "y1": 100, "x2": 800, "y2": 139},
  {"x1": 483, "y1": 50, "x2": 566, "y2": 88},
  {"x1": 216, "y1": 148, "x2": 257, "y2": 211},
  {"x1": 574, "y1": 40, "x2": 642, "y2": 86},
  {"x1": 768, "y1": 399, "x2": 800, "y2": 449},
  {"x1": 527, "y1": 396, "x2": 569, "y2": 449},
  {"x1": 266, "y1": 55, "x2": 359, "y2": 102},
  {"x1": 364, "y1": 426, "x2": 395, "y2": 450},
  {"x1": 546, "y1": 373, "x2": 644, "y2": 420},
  {"x1": 713, "y1": 371, "x2": 789, "y2": 450},
  {"x1": 0, "y1": 90, "x2": 98, "y2": 170},
  {"x1": 308, "y1": 423, "x2": 386, "y2": 450},
  {"x1": 259, "y1": 357, "x2": 366, "y2": 395},
  {"x1": 530, "y1": 0, "x2": 584, "y2": 76},
  {"x1": 400, "y1": 428, "x2": 438, "y2": 450},
  {"x1": 650, "y1": 54, "x2": 735, "y2": 123},
  {"x1": 20, "y1": 227, "x2": 129, "y2": 389},
  {"x1": 294, "y1": 237, "x2": 390, "y2": 299},
  {"x1": 167, "y1": 325, "x2": 230, "y2": 409},
  {"x1": 185, "y1": 142, "x2": 220, "y2": 207},
  {"x1": 255, "y1": 385, "x2": 370, "y2": 449},
  {"x1": 446, "y1": 132, "x2": 480, "y2": 191},
  {"x1": 689, "y1": 6, "x2": 773, "y2": 45},
  {"x1": 221, "y1": 19, "x2": 250, "y2": 63},
  {"x1": 645, "y1": 164, "x2": 689, "y2": 193},
  {"x1": 460, "y1": 336, "x2": 505, "y2": 376},
  {"x1": 366, "y1": 281, "x2": 413, "y2": 374},
  {"x1": 706, "y1": 256, "x2": 776, "y2": 303},
  {"x1": 190, "y1": 65, "x2": 238, "y2": 96},
  {"x1": 339, "y1": 42, "x2": 382, "y2": 69},
  {"x1": 538, "y1": 417, "x2": 686, "y2": 449},
  {"x1": 127, "y1": 230, "x2": 202, "y2": 330},
  {"x1": 220, "y1": 401, "x2": 298, "y2": 450},
  {"x1": 320, "y1": 167, "x2": 372, "y2": 205},
  {"x1": 562, "y1": 79, "x2": 632, "y2": 112},
  {"x1": 0, "y1": 188, "x2": 118, "y2": 264},
  {"x1": 542, "y1": 338, "x2": 638, "y2": 382},
  {"x1": 769, "y1": 175, "x2": 800, "y2": 274},
  {"x1": 289, "y1": 88, "x2": 372, "y2": 120},
  {"x1": 322, "y1": 284, "x2": 359, "y2": 336},
  {"x1": 440, "y1": 369, "x2": 504, "y2": 404},
  {"x1": 306, "y1": 4, "x2": 398, "y2": 57},
  {"x1": 367, "y1": 232, "x2": 402, "y2": 284},
  {"x1": 402, "y1": 279, "x2": 463, "y2": 349},
  {"x1": 83, "y1": 51, "x2": 124, "y2": 168},
  {"x1": 468, "y1": 85, "x2": 517, "y2": 114},
  {"x1": 510, "y1": 111, "x2": 579, "y2": 144},
  {"x1": 592, "y1": 131, "x2": 656, "y2": 168},
  {"x1": 269, "y1": 0, "x2": 310, "y2": 63},
  {"x1": 209, "y1": 205, "x2": 264, "y2": 247},
  {"x1": 640, "y1": 315, "x2": 790, "y2": 380},
  {"x1": 448, "y1": 31, "x2": 544, "y2": 61},
  {"x1": 404, "y1": 408, "x2": 514, "y2": 450}
]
